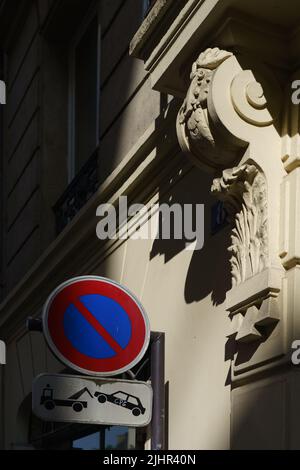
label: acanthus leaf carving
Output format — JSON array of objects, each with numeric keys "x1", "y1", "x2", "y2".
[{"x1": 211, "y1": 163, "x2": 268, "y2": 287}]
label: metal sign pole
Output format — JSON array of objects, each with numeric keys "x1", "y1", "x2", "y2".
[
  {"x1": 0, "y1": 340, "x2": 5, "y2": 365},
  {"x1": 150, "y1": 332, "x2": 165, "y2": 450},
  {"x1": 0, "y1": 340, "x2": 5, "y2": 450},
  {"x1": 0, "y1": 79, "x2": 5, "y2": 104}
]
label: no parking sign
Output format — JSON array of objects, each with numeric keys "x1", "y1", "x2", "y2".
[{"x1": 42, "y1": 276, "x2": 150, "y2": 376}]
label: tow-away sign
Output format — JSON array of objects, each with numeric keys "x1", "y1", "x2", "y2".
[{"x1": 32, "y1": 373, "x2": 152, "y2": 427}]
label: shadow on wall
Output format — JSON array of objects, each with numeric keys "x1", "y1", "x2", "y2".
[
  {"x1": 149, "y1": 96, "x2": 232, "y2": 307},
  {"x1": 228, "y1": 362, "x2": 292, "y2": 449},
  {"x1": 45, "y1": 3, "x2": 233, "y2": 310},
  {"x1": 185, "y1": 214, "x2": 232, "y2": 307},
  {"x1": 14, "y1": 393, "x2": 32, "y2": 449}
]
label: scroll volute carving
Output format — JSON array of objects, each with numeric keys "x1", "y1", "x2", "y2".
[{"x1": 176, "y1": 47, "x2": 282, "y2": 173}]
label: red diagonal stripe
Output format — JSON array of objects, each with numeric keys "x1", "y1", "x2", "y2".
[{"x1": 72, "y1": 298, "x2": 123, "y2": 355}]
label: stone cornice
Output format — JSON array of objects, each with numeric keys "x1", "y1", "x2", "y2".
[
  {"x1": 130, "y1": 0, "x2": 300, "y2": 97},
  {"x1": 129, "y1": 0, "x2": 175, "y2": 58}
]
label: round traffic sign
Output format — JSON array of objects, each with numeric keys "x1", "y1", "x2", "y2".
[{"x1": 42, "y1": 276, "x2": 150, "y2": 376}]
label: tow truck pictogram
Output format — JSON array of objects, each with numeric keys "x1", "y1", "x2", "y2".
[{"x1": 40, "y1": 384, "x2": 93, "y2": 412}]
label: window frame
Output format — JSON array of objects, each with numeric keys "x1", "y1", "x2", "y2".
[
  {"x1": 142, "y1": 0, "x2": 158, "y2": 18},
  {"x1": 68, "y1": 5, "x2": 101, "y2": 183}
]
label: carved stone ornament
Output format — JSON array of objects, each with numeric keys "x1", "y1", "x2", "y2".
[
  {"x1": 211, "y1": 164, "x2": 268, "y2": 287},
  {"x1": 233, "y1": 297, "x2": 280, "y2": 344},
  {"x1": 177, "y1": 48, "x2": 235, "y2": 171},
  {"x1": 176, "y1": 47, "x2": 281, "y2": 172}
]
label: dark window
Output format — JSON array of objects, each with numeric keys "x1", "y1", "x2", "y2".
[
  {"x1": 53, "y1": 10, "x2": 100, "y2": 234},
  {"x1": 72, "y1": 427, "x2": 136, "y2": 450},
  {"x1": 69, "y1": 13, "x2": 100, "y2": 180},
  {"x1": 29, "y1": 416, "x2": 143, "y2": 450},
  {"x1": 73, "y1": 16, "x2": 99, "y2": 175},
  {"x1": 142, "y1": 0, "x2": 158, "y2": 18}
]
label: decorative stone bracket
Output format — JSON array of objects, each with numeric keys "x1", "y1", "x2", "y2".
[
  {"x1": 176, "y1": 48, "x2": 282, "y2": 172},
  {"x1": 177, "y1": 47, "x2": 286, "y2": 379},
  {"x1": 176, "y1": 48, "x2": 237, "y2": 172}
]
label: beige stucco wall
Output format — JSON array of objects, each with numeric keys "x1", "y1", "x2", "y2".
[{"x1": 3, "y1": 165, "x2": 231, "y2": 450}]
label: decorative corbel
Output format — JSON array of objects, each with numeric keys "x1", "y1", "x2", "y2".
[
  {"x1": 176, "y1": 48, "x2": 237, "y2": 172},
  {"x1": 177, "y1": 47, "x2": 285, "y2": 378},
  {"x1": 176, "y1": 47, "x2": 282, "y2": 172}
]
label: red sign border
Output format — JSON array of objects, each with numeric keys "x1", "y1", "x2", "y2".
[{"x1": 42, "y1": 276, "x2": 150, "y2": 376}]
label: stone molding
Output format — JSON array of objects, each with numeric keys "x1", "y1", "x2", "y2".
[{"x1": 282, "y1": 74, "x2": 300, "y2": 173}]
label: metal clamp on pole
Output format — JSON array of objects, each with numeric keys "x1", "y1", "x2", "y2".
[{"x1": 26, "y1": 317, "x2": 43, "y2": 332}]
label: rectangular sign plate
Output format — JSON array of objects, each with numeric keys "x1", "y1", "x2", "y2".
[{"x1": 32, "y1": 373, "x2": 152, "y2": 427}]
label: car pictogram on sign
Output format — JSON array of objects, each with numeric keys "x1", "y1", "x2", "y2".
[{"x1": 94, "y1": 390, "x2": 146, "y2": 416}]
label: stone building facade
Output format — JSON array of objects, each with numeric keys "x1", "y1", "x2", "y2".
[{"x1": 0, "y1": 0, "x2": 300, "y2": 450}]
